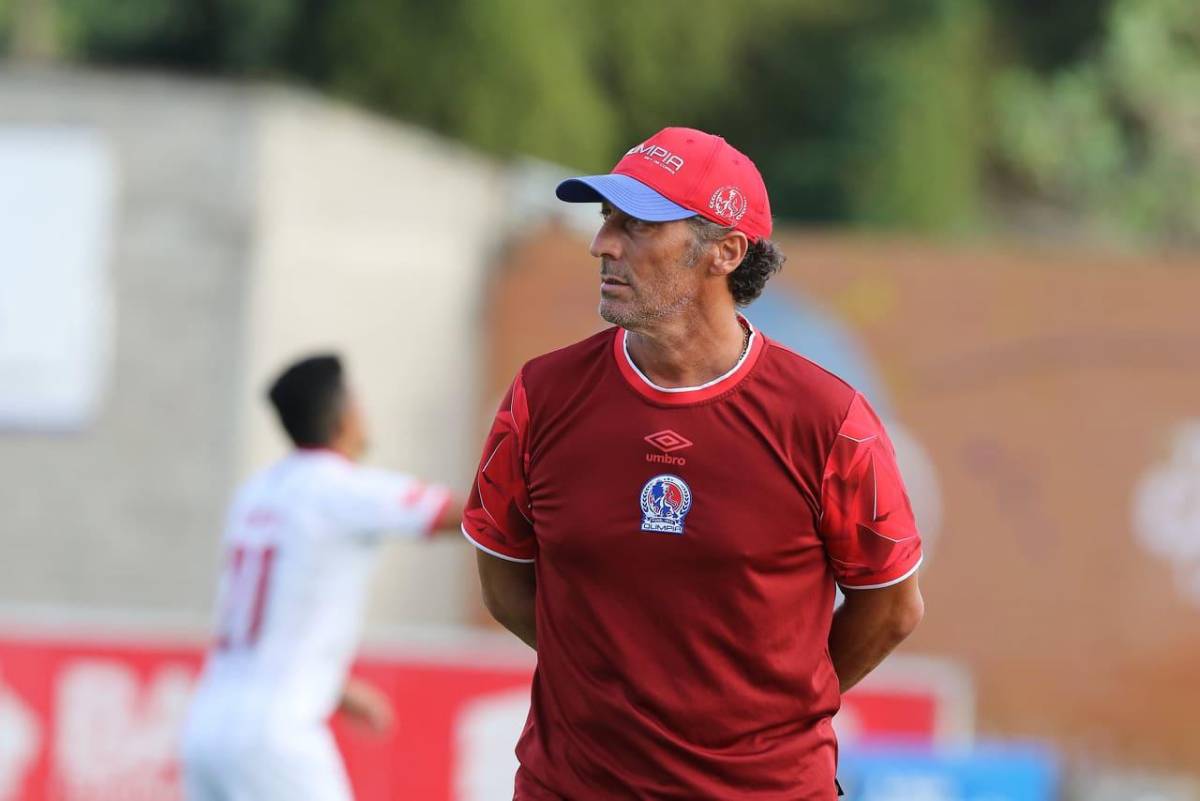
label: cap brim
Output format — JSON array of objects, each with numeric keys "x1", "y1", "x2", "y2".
[{"x1": 555, "y1": 173, "x2": 694, "y2": 222}]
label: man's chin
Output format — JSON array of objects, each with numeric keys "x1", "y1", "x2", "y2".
[{"x1": 599, "y1": 300, "x2": 637, "y2": 328}]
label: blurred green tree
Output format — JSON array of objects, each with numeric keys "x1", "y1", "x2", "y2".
[
  {"x1": 53, "y1": 0, "x2": 295, "y2": 69},
  {"x1": 993, "y1": 0, "x2": 1200, "y2": 243},
  {"x1": 840, "y1": 0, "x2": 988, "y2": 232},
  {"x1": 988, "y1": 0, "x2": 1112, "y2": 71},
  {"x1": 15, "y1": 0, "x2": 1176, "y2": 241},
  {"x1": 703, "y1": 0, "x2": 988, "y2": 231},
  {"x1": 0, "y1": 0, "x2": 11, "y2": 52},
  {"x1": 8, "y1": 0, "x2": 62, "y2": 59},
  {"x1": 317, "y1": 0, "x2": 617, "y2": 168}
]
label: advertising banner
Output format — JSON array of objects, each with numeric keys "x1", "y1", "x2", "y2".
[{"x1": 0, "y1": 631, "x2": 969, "y2": 801}]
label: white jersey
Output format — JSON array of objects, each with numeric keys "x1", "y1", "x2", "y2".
[{"x1": 187, "y1": 449, "x2": 451, "y2": 732}]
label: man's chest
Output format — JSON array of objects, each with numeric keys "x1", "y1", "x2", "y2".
[{"x1": 524, "y1": 398, "x2": 823, "y2": 572}]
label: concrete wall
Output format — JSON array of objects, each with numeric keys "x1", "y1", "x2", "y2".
[
  {"x1": 0, "y1": 69, "x2": 255, "y2": 614},
  {"x1": 0, "y1": 69, "x2": 507, "y2": 628}
]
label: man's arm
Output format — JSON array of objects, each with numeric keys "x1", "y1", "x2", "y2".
[
  {"x1": 476, "y1": 550, "x2": 537, "y2": 650},
  {"x1": 828, "y1": 573, "x2": 924, "y2": 693}
]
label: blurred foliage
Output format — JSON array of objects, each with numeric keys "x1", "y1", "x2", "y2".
[
  {"x1": 0, "y1": 0, "x2": 10, "y2": 51},
  {"x1": 14, "y1": 0, "x2": 1199, "y2": 243},
  {"x1": 53, "y1": 0, "x2": 295, "y2": 68},
  {"x1": 840, "y1": 0, "x2": 988, "y2": 232},
  {"x1": 987, "y1": 0, "x2": 1111, "y2": 71},
  {"x1": 993, "y1": 0, "x2": 1200, "y2": 243}
]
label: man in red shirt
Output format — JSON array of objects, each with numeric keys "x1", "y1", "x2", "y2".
[{"x1": 463, "y1": 128, "x2": 924, "y2": 800}]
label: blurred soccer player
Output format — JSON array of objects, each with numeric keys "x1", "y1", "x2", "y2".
[
  {"x1": 464, "y1": 128, "x2": 925, "y2": 799},
  {"x1": 181, "y1": 354, "x2": 460, "y2": 801}
]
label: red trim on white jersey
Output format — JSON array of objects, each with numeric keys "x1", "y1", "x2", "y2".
[
  {"x1": 424, "y1": 491, "x2": 454, "y2": 537},
  {"x1": 612, "y1": 315, "x2": 765, "y2": 405}
]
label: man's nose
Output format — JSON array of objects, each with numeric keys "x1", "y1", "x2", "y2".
[{"x1": 590, "y1": 218, "x2": 621, "y2": 260}]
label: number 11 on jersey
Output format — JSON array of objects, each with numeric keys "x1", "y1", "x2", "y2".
[{"x1": 215, "y1": 544, "x2": 277, "y2": 650}]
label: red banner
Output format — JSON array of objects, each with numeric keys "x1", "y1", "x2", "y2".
[{"x1": 0, "y1": 631, "x2": 969, "y2": 801}]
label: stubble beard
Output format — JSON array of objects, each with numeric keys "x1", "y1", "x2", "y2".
[
  {"x1": 599, "y1": 254, "x2": 700, "y2": 330},
  {"x1": 599, "y1": 292, "x2": 697, "y2": 329}
]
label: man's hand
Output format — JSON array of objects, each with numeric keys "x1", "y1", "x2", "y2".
[
  {"x1": 338, "y1": 677, "x2": 394, "y2": 734},
  {"x1": 828, "y1": 573, "x2": 924, "y2": 693}
]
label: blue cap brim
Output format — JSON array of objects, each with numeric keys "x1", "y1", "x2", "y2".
[{"x1": 555, "y1": 174, "x2": 694, "y2": 222}]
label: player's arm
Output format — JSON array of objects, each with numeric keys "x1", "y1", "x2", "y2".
[
  {"x1": 829, "y1": 573, "x2": 923, "y2": 692},
  {"x1": 430, "y1": 494, "x2": 465, "y2": 533},
  {"x1": 477, "y1": 551, "x2": 537, "y2": 650},
  {"x1": 422, "y1": 489, "x2": 465, "y2": 535},
  {"x1": 337, "y1": 676, "x2": 394, "y2": 733},
  {"x1": 323, "y1": 467, "x2": 460, "y2": 539},
  {"x1": 819, "y1": 393, "x2": 925, "y2": 692}
]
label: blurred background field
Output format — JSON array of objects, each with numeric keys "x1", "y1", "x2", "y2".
[{"x1": 1, "y1": 1, "x2": 1198, "y2": 799}]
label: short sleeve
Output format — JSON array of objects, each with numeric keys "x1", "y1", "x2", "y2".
[
  {"x1": 819, "y1": 393, "x2": 923, "y2": 589},
  {"x1": 462, "y1": 372, "x2": 535, "y2": 563},
  {"x1": 321, "y1": 466, "x2": 453, "y2": 539}
]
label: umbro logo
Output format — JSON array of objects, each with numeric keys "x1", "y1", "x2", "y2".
[
  {"x1": 644, "y1": 430, "x2": 692, "y2": 466},
  {"x1": 645, "y1": 430, "x2": 693, "y2": 453}
]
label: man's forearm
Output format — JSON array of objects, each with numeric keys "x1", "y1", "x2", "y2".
[
  {"x1": 495, "y1": 601, "x2": 537, "y2": 650},
  {"x1": 477, "y1": 551, "x2": 538, "y2": 650},
  {"x1": 828, "y1": 576, "x2": 923, "y2": 692}
]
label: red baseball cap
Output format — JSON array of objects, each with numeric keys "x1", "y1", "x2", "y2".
[{"x1": 556, "y1": 127, "x2": 772, "y2": 242}]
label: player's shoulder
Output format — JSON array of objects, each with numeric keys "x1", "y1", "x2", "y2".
[
  {"x1": 515, "y1": 327, "x2": 616, "y2": 392},
  {"x1": 230, "y1": 461, "x2": 282, "y2": 504},
  {"x1": 520, "y1": 327, "x2": 614, "y2": 378},
  {"x1": 240, "y1": 451, "x2": 358, "y2": 501},
  {"x1": 754, "y1": 335, "x2": 859, "y2": 420}
]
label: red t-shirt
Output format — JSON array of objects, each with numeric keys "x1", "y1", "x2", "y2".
[{"x1": 463, "y1": 321, "x2": 922, "y2": 800}]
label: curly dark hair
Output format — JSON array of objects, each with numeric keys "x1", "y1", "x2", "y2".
[{"x1": 687, "y1": 216, "x2": 785, "y2": 306}]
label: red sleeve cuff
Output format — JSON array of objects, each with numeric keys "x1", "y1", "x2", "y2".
[
  {"x1": 837, "y1": 553, "x2": 923, "y2": 590},
  {"x1": 460, "y1": 521, "x2": 535, "y2": 563}
]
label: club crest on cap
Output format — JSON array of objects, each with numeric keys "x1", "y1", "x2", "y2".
[{"x1": 709, "y1": 186, "x2": 748, "y2": 224}]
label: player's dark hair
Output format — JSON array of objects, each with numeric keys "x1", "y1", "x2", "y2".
[
  {"x1": 266, "y1": 354, "x2": 347, "y2": 448},
  {"x1": 688, "y1": 216, "x2": 786, "y2": 306}
]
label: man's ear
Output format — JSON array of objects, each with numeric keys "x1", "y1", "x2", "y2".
[{"x1": 709, "y1": 231, "x2": 749, "y2": 278}]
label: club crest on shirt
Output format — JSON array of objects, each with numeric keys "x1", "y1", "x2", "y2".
[{"x1": 639, "y1": 474, "x2": 693, "y2": 535}]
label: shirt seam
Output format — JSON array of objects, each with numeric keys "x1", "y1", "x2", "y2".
[
  {"x1": 461, "y1": 522, "x2": 535, "y2": 563},
  {"x1": 838, "y1": 554, "x2": 923, "y2": 590},
  {"x1": 816, "y1": 391, "x2": 861, "y2": 527}
]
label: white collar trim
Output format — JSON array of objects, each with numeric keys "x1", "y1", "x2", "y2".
[{"x1": 620, "y1": 316, "x2": 757, "y2": 394}]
